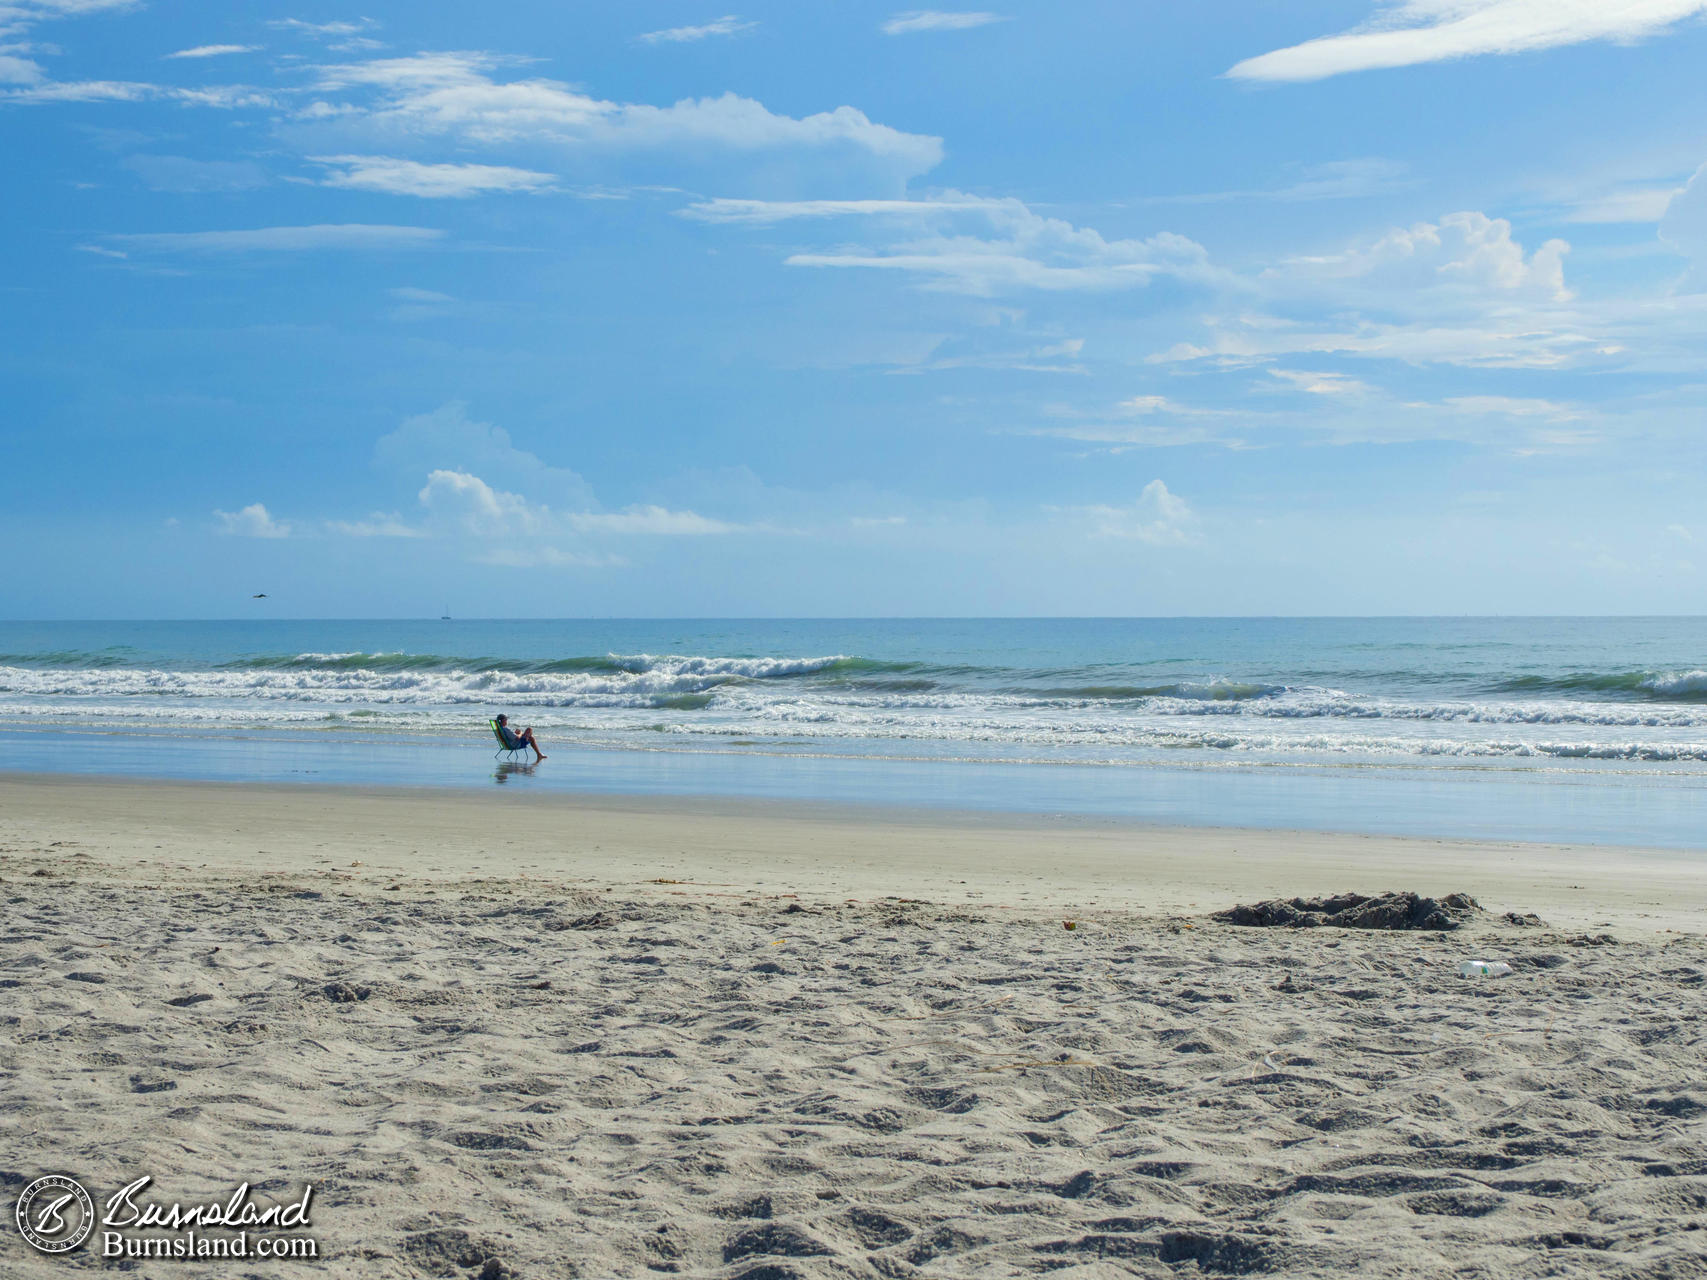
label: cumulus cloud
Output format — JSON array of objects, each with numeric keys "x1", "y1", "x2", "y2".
[
  {"x1": 310, "y1": 153, "x2": 556, "y2": 197},
  {"x1": 374, "y1": 403, "x2": 596, "y2": 507},
  {"x1": 165, "y1": 44, "x2": 257, "y2": 59},
  {"x1": 1271, "y1": 211, "x2": 1570, "y2": 302},
  {"x1": 105, "y1": 224, "x2": 445, "y2": 253},
  {"x1": 1228, "y1": 0, "x2": 1707, "y2": 83},
  {"x1": 417, "y1": 469, "x2": 740, "y2": 539},
  {"x1": 881, "y1": 11, "x2": 1007, "y2": 35},
  {"x1": 1142, "y1": 211, "x2": 1602, "y2": 371},
  {"x1": 417, "y1": 469, "x2": 549, "y2": 536},
  {"x1": 214, "y1": 503, "x2": 290, "y2": 538},
  {"x1": 638, "y1": 15, "x2": 756, "y2": 44},
  {"x1": 1073, "y1": 481, "x2": 1200, "y2": 544}
]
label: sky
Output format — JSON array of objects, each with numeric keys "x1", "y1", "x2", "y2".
[{"x1": 5, "y1": 0, "x2": 1707, "y2": 617}]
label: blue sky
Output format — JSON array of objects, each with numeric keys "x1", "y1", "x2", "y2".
[{"x1": 5, "y1": 0, "x2": 1707, "y2": 617}]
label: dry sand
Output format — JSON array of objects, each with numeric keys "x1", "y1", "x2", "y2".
[{"x1": 1, "y1": 774, "x2": 1703, "y2": 1278}]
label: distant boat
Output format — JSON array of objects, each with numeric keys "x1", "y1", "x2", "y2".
[{"x1": 441, "y1": 604, "x2": 451, "y2": 620}]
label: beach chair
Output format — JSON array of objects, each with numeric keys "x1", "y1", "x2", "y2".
[{"x1": 490, "y1": 719, "x2": 529, "y2": 761}]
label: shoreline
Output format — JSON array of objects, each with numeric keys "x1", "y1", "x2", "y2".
[{"x1": 4, "y1": 771, "x2": 1701, "y2": 933}]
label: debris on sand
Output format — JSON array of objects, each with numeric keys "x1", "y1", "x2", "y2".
[{"x1": 1212, "y1": 891, "x2": 1481, "y2": 931}]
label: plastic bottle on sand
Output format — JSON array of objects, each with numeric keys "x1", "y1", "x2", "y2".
[{"x1": 1459, "y1": 959, "x2": 1513, "y2": 978}]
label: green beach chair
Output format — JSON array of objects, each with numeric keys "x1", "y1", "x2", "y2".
[{"x1": 490, "y1": 718, "x2": 529, "y2": 761}]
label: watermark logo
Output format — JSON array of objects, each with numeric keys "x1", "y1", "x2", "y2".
[
  {"x1": 13, "y1": 1175, "x2": 318, "y2": 1261},
  {"x1": 15, "y1": 1175, "x2": 96, "y2": 1254}
]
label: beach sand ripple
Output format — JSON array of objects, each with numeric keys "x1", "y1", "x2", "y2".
[{"x1": 1, "y1": 863, "x2": 1704, "y2": 1278}]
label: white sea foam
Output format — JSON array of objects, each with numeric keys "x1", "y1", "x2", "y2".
[{"x1": 5, "y1": 651, "x2": 1707, "y2": 768}]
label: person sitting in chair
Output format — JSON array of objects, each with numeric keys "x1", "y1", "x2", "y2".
[{"x1": 494, "y1": 714, "x2": 546, "y2": 761}]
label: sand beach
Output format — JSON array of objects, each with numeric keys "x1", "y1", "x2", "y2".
[{"x1": 1, "y1": 774, "x2": 1703, "y2": 1278}]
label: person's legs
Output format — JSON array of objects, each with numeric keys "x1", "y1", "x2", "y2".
[{"x1": 521, "y1": 727, "x2": 546, "y2": 760}]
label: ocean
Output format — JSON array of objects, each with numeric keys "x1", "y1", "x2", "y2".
[{"x1": 2, "y1": 617, "x2": 1704, "y2": 847}]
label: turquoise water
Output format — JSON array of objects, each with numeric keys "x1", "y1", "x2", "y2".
[{"x1": 2, "y1": 617, "x2": 1704, "y2": 846}]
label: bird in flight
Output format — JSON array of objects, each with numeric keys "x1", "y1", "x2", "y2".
[{"x1": 251, "y1": 593, "x2": 268, "y2": 598}]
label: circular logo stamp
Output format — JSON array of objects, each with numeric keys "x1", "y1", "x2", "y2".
[{"x1": 15, "y1": 1175, "x2": 96, "y2": 1254}]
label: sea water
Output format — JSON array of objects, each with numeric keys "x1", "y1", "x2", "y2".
[{"x1": 1, "y1": 617, "x2": 1703, "y2": 847}]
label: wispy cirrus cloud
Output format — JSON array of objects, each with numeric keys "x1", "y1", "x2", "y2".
[
  {"x1": 1229, "y1": 0, "x2": 1707, "y2": 83},
  {"x1": 1142, "y1": 158, "x2": 1414, "y2": 206},
  {"x1": 103, "y1": 224, "x2": 446, "y2": 253},
  {"x1": 680, "y1": 194, "x2": 995, "y2": 223},
  {"x1": 122, "y1": 154, "x2": 268, "y2": 192},
  {"x1": 164, "y1": 44, "x2": 257, "y2": 60},
  {"x1": 881, "y1": 10, "x2": 1007, "y2": 36},
  {"x1": 716, "y1": 192, "x2": 1223, "y2": 295},
  {"x1": 324, "y1": 513, "x2": 423, "y2": 538},
  {"x1": 638, "y1": 15, "x2": 756, "y2": 44},
  {"x1": 310, "y1": 154, "x2": 556, "y2": 197}
]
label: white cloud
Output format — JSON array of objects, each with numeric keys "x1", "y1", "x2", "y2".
[
  {"x1": 1229, "y1": 0, "x2": 1707, "y2": 82},
  {"x1": 165, "y1": 44, "x2": 257, "y2": 59},
  {"x1": 122, "y1": 154, "x2": 268, "y2": 192},
  {"x1": 374, "y1": 403, "x2": 596, "y2": 507},
  {"x1": 639, "y1": 15, "x2": 756, "y2": 44},
  {"x1": 565, "y1": 506, "x2": 737, "y2": 535},
  {"x1": 214, "y1": 503, "x2": 290, "y2": 538},
  {"x1": 2, "y1": 76, "x2": 275, "y2": 107},
  {"x1": 1435, "y1": 394, "x2": 1583, "y2": 419},
  {"x1": 290, "y1": 53, "x2": 943, "y2": 189},
  {"x1": 418, "y1": 469, "x2": 549, "y2": 536},
  {"x1": 0, "y1": 51, "x2": 42, "y2": 83},
  {"x1": 310, "y1": 154, "x2": 556, "y2": 197},
  {"x1": 389, "y1": 286, "x2": 452, "y2": 303},
  {"x1": 1660, "y1": 162, "x2": 1707, "y2": 285},
  {"x1": 1143, "y1": 212, "x2": 1601, "y2": 372},
  {"x1": 1272, "y1": 211, "x2": 1570, "y2": 302},
  {"x1": 779, "y1": 194, "x2": 1220, "y2": 295},
  {"x1": 474, "y1": 547, "x2": 626, "y2": 569},
  {"x1": 4, "y1": 78, "x2": 152, "y2": 102},
  {"x1": 1116, "y1": 394, "x2": 1228, "y2": 415},
  {"x1": 1267, "y1": 369, "x2": 1374, "y2": 396},
  {"x1": 0, "y1": 0, "x2": 136, "y2": 36},
  {"x1": 900, "y1": 336, "x2": 1087, "y2": 375},
  {"x1": 1562, "y1": 185, "x2": 1683, "y2": 224},
  {"x1": 1144, "y1": 158, "x2": 1413, "y2": 205},
  {"x1": 268, "y1": 17, "x2": 375, "y2": 39},
  {"x1": 324, "y1": 513, "x2": 422, "y2": 537},
  {"x1": 881, "y1": 11, "x2": 1006, "y2": 35},
  {"x1": 681, "y1": 195, "x2": 993, "y2": 223},
  {"x1": 106, "y1": 224, "x2": 446, "y2": 253},
  {"x1": 417, "y1": 469, "x2": 740, "y2": 538},
  {"x1": 1073, "y1": 480, "x2": 1200, "y2": 544}
]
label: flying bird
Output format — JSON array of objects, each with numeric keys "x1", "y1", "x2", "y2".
[{"x1": 251, "y1": 593, "x2": 268, "y2": 598}]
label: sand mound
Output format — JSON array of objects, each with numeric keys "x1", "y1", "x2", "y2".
[{"x1": 1213, "y1": 891, "x2": 1482, "y2": 931}]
